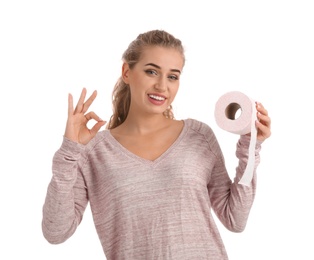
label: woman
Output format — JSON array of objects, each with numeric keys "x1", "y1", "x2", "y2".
[{"x1": 42, "y1": 29, "x2": 271, "y2": 259}]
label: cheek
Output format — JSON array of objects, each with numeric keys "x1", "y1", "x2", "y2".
[
  {"x1": 170, "y1": 84, "x2": 180, "y2": 98},
  {"x1": 129, "y1": 78, "x2": 144, "y2": 93},
  {"x1": 130, "y1": 77, "x2": 151, "y2": 91}
]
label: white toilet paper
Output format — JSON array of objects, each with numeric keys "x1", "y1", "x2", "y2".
[{"x1": 214, "y1": 91, "x2": 257, "y2": 186}]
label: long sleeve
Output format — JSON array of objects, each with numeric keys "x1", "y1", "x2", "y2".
[
  {"x1": 42, "y1": 137, "x2": 88, "y2": 244},
  {"x1": 208, "y1": 134, "x2": 262, "y2": 233}
]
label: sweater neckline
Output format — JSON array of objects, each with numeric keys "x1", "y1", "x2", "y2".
[{"x1": 107, "y1": 119, "x2": 189, "y2": 166}]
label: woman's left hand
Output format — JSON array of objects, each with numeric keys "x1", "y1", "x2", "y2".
[{"x1": 255, "y1": 102, "x2": 271, "y2": 142}]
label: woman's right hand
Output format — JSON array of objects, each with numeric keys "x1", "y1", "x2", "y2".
[{"x1": 64, "y1": 88, "x2": 106, "y2": 145}]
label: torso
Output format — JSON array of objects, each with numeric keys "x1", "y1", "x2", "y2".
[{"x1": 110, "y1": 119, "x2": 184, "y2": 161}]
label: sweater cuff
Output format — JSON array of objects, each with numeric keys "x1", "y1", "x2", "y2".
[
  {"x1": 239, "y1": 135, "x2": 262, "y2": 150},
  {"x1": 59, "y1": 136, "x2": 85, "y2": 157},
  {"x1": 51, "y1": 137, "x2": 85, "y2": 184}
]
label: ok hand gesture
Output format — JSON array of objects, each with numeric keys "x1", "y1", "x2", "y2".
[{"x1": 64, "y1": 88, "x2": 106, "y2": 145}]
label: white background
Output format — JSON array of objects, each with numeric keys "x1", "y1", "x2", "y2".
[{"x1": 1, "y1": 0, "x2": 313, "y2": 259}]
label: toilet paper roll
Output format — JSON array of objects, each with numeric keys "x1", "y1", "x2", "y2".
[{"x1": 214, "y1": 91, "x2": 257, "y2": 186}]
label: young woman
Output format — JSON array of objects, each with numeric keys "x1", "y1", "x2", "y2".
[{"x1": 42, "y1": 30, "x2": 271, "y2": 259}]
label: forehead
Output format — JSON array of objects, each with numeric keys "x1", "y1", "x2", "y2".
[{"x1": 139, "y1": 46, "x2": 184, "y2": 69}]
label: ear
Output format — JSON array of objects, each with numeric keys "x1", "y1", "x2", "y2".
[{"x1": 122, "y1": 62, "x2": 130, "y2": 84}]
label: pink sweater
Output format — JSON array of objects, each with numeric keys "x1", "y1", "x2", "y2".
[{"x1": 42, "y1": 118, "x2": 261, "y2": 259}]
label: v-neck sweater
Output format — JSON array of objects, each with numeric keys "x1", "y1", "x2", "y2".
[{"x1": 42, "y1": 118, "x2": 262, "y2": 260}]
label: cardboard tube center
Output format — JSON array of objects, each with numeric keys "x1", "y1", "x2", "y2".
[{"x1": 225, "y1": 102, "x2": 242, "y2": 120}]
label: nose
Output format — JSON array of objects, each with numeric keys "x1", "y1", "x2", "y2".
[{"x1": 154, "y1": 76, "x2": 167, "y2": 92}]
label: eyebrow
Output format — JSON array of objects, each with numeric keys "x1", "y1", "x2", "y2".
[{"x1": 144, "y1": 63, "x2": 181, "y2": 74}]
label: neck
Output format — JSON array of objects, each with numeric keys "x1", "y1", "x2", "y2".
[{"x1": 121, "y1": 112, "x2": 171, "y2": 135}]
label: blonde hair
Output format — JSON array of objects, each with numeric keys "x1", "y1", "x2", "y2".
[{"x1": 107, "y1": 30, "x2": 185, "y2": 129}]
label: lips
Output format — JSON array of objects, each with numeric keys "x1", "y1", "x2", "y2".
[
  {"x1": 148, "y1": 94, "x2": 166, "y2": 101},
  {"x1": 147, "y1": 94, "x2": 167, "y2": 106}
]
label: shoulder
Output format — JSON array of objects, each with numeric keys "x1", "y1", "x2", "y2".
[
  {"x1": 178, "y1": 118, "x2": 224, "y2": 162},
  {"x1": 84, "y1": 129, "x2": 111, "y2": 152},
  {"x1": 184, "y1": 118, "x2": 215, "y2": 137},
  {"x1": 183, "y1": 118, "x2": 222, "y2": 152}
]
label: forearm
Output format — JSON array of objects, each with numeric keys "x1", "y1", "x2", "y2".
[
  {"x1": 42, "y1": 137, "x2": 87, "y2": 244},
  {"x1": 226, "y1": 135, "x2": 262, "y2": 231},
  {"x1": 210, "y1": 135, "x2": 262, "y2": 232},
  {"x1": 235, "y1": 135, "x2": 262, "y2": 183}
]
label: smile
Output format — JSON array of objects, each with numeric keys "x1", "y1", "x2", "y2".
[{"x1": 148, "y1": 94, "x2": 166, "y2": 101}]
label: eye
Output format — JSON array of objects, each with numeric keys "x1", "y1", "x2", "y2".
[
  {"x1": 145, "y1": 69, "x2": 158, "y2": 76},
  {"x1": 168, "y1": 74, "x2": 179, "y2": 81}
]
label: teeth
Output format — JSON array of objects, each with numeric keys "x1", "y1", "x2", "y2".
[{"x1": 149, "y1": 94, "x2": 165, "y2": 101}]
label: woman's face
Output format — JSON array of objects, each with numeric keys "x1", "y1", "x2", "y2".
[{"x1": 122, "y1": 46, "x2": 184, "y2": 117}]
